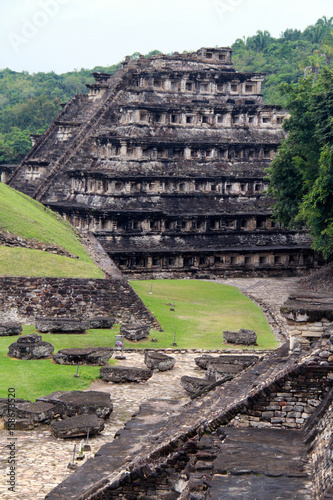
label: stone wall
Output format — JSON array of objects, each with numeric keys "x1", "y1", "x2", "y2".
[
  {"x1": 286, "y1": 318, "x2": 333, "y2": 341},
  {"x1": 90, "y1": 455, "x2": 188, "y2": 500},
  {"x1": 0, "y1": 277, "x2": 160, "y2": 329},
  {"x1": 230, "y1": 365, "x2": 332, "y2": 429},
  {"x1": 46, "y1": 343, "x2": 333, "y2": 500},
  {"x1": 304, "y1": 388, "x2": 333, "y2": 499},
  {"x1": 281, "y1": 292, "x2": 333, "y2": 344}
]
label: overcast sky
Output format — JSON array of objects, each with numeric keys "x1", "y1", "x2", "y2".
[{"x1": 1, "y1": 0, "x2": 333, "y2": 74}]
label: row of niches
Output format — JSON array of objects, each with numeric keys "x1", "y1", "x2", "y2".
[
  {"x1": 130, "y1": 78, "x2": 261, "y2": 96},
  {"x1": 25, "y1": 165, "x2": 46, "y2": 180},
  {"x1": 71, "y1": 178, "x2": 268, "y2": 196},
  {"x1": 93, "y1": 144, "x2": 276, "y2": 161},
  {"x1": 118, "y1": 110, "x2": 285, "y2": 128},
  {"x1": 69, "y1": 214, "x2": 278, "y2": 232},
  {"x1": 113, "y1": 252, "x2": 314, "y2": 269}
]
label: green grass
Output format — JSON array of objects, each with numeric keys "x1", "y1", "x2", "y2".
[
  {"x1": 0, "y1": 325, "x2": 119, "y2": 401},
  {"x1": 0, "y1": 280, "x2": 278, "y2": 400},
  {"x1": 0, "y1": 247, "x2": 104, "y2": 278},
  {"x1": 0, "y1": 183, "x2": 103, "y2": 277},
  {"x1": 129, "y1": 280, "x2": 278, "y2": 350},
  {"x1": 0, "y1": 183, "x2": 89, "y2": 260}
]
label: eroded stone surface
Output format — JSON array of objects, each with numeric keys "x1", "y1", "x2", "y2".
[
  {"x1": 0, "y1": 398, "x2": 30, "y2": 417},
  {"x1": 188, "y1": 427, "x2": 312, "y2": 499},
  {"x1": 223, "y1": 328, "x2": 257, "y2": 345},
  {"x1": 195, "y1": 354, "x2": 259, "y2": 370},
  {"x1": 0, "y1": 321, "x2": 22, "y2": 336},
  {"x1": 120, "y1": 323, "x2": 150, "y2": 341},
  {"x1": 144, "y1": 351, "x2": 176, "y2": 371},
  {"x1": 50, "y1": 414, "x2": 104, "y2": 439},
  {"x1": 53, "y1": 347, "x2": 113, "y2": 366},
  {"x1": 37, "y1": 391, "x2": 113, "y2": 419},
  {"x1": 8, "y1": 334, "x2": 54, "y2": 359},
  {"x1": 180, "y1": 375, "x2": 211, "y2": 394},
  {"x1": 206, "y1": 361, "x2": 244, "y2": 381},
  {"x1": 35, "y1": 317, "x2": 86, "y2": 333},
  {"x1": 84, "y1": 317, "x2": 115, "y2": 329},
  {"x1": 100, "y1": 365, "x2": 153, "y2": 383},
  {"x1": 15, "y1": 401, "x2": 60, "y2": 424}
]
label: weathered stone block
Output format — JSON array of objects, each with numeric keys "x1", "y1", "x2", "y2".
[
  {"x1": 206, "y1": 362, "x2": 242, "y2": 382},
  {"x1": 50, "y1": 414, "x2": 104, "y2": 438},
  {"x1": 53, "y1": 347, "x2": 113, "y2": 366},
  {"x1": 144, "y1": 351, "x2": 175, "y2": 371},
  {"x1": 37, "y1": 390, "x2": 113, "y2": 419},
  {"x1": 180, "y1": 376, "x2": 211, "y2": 394},
  {"x1": 120, "y1": 323, "x2": 150, "y2": 341},
  {"x1": 4, "y1": 417, "x2": 35, "y2": 430},
  {"x1": 8, "y1": 334, "x2": 54, "y2": 359},
  {"x1": 35, "y1": 317, "x2": 86, "y2": 333},
  {"x1": 195, "y1": 354, "x2": 215, "y2": 369},
  {"x1": 85, "y1": 317, "x2": 115, "y2": 329},
  {"x1": 15, "y1": 401, "x2": 60, "y2": 424},
  {"x1": 100, "y1": 366, "x2": 153, "y2": 383},
  {"x1": 223, "y1": 329, "x2": 257, "y2": 346},
  {"x1": 0, "y1": 398, "x2": 30, "y2": 417},
  {"x1": 0, "y1": 322, "x2": 22, "y2": 336}
]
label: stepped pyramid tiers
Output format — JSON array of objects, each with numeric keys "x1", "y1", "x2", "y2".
[{"x1": 7, "y1": 48, "x2": 318, "y2": 277}]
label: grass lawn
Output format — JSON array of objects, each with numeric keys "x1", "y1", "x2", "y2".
[
  {"x1": 0, "y1": 280, "x2": 278, "y2": 401},
  {"x1": 0, "y1": 325, "x2": 119, "y2": 401},
  {"x1": 130, "y1": 280, "x2": 278, "y2": 351},
  {"x1": 0, "y1": 247, "x2": 104, "y2": 278}
]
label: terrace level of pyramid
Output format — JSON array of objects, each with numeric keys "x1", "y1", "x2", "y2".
[{"x1": 5, "y1": 48, "x2": 320, "y2": 277}]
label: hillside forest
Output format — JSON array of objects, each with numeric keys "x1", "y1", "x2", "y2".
[{"x1": 1, "y1": 17, "x2": 333, "y2": 165}]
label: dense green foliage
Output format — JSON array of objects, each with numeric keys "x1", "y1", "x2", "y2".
[
  {"x1": 1, "y1": 20, "x2": 332, "y2": 164},
  {"x1": 231, "y1": 16, "x2": 333, "y2": 105},
  {"x1": 267, "y1": 65, "x2": 333, "y2": 258}
]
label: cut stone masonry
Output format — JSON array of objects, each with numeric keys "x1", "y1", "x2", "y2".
[
  {"x1": 45, "y1": 342, "x2": 333, "y2": 499},
  {"x1": 6, "y1": 48, "x2": 319, "y2": 277}
]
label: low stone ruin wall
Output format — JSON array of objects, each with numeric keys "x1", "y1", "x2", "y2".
[
  {"x1": 0, "y1": 277, "x2": 160, "y2": 329},
  {"x1": 123, "y1": 267, "x2": 310, "y2": 281},
  {"x1": 231, "y1": 364, "x2": 332, "y2": 429},
  {"x1": 285, "y1": 318, "x2": 333, "y2": 340},
  {"x1": 281, "y1": 292, "x2": 333, "y2": 344},
  {"x1": 45, "y1": 343, "x2": 333, "y2": 500},
  {"x1": 304, "y1": 387, "x2": 333, "y2": 499},
  {"x1": 0, "y1": 230, "x2": 76, "y2": 258}
]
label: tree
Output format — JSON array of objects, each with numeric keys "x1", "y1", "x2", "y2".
[
  {"x1": 246, "y1": 30, "x2": 273, "y2": 52},
  {"x1": 267, "y1": 67, "x2": 333, "y2": 258}
]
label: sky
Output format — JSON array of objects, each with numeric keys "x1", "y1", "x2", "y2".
[{"x1": 1, "y1": 0, "x2": 333, "y2": 74}]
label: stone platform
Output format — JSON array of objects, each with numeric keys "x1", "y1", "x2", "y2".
[{"x1": 0, "y1": 278, "x2": 305, "y2": 499}]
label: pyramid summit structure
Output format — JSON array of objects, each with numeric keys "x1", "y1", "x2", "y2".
[{"x1": 6, "y1": 48, "x2": 319, "y2": 277}]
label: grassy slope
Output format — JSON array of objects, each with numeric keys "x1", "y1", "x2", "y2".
[
  {"x1": 130, "y1": 280, "x2": 278, "y2": 350},
  {"x1": 0, "y1": 183, "x2": 103, "y2": 278},
  {"x1": 0, "y1": 247, "x2": 103, "y2": 278}
]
